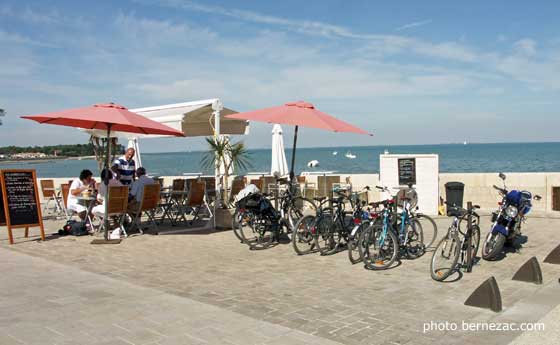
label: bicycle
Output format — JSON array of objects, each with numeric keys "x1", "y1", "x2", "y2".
[
  {"x1": 394, "y1": 184, "x2": 438, "y2": 249},
  {"x1": 430, "y1": 201, "x2": 481, "y2": 281},
  {"x1": 377, "y1": 186, "x2": 425, "y2": 259},
  {"x1": 234, "y1": 182, "x2": 315, "y2": 250},
  {"x1": 291, "y1": 194, "x2": 346, "y2": 255},
  {"x1": 357, "y1": 198, "x2": 399, "y2": 270},
  {"x1": 358, "y1": 185, "x2": 427, "y2": 269},
  {"x1": 345, "y1": 187, "x2": 385, "y2": 264},
  {"x1": 292, "y1": 187, "x2": 370, "y2": 256}
]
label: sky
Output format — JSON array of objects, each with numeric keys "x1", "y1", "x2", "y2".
[{"x1": 1, "y1": 0, "x2": 559, "y2": 152}]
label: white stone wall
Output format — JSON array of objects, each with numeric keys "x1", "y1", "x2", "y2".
[
  {"x1": 35, "y1": 172, "x2": 560, "y2": 215},
  {"x1": 379, "y1": 154, "x2": 439, "y2": 215}
]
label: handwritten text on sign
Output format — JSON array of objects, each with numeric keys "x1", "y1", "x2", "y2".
[
  {"x1": 3, "y1": 171, "x2": 40, "y2": 226},
  {"x1": 398, "y1": 158, "x2": 416, "y2": 186}
]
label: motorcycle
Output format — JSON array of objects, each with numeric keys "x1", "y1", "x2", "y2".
[{"x1": 482, "y1": 173, "x2": 541, "y2": 260}]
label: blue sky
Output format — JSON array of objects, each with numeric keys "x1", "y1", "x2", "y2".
[{"x1": 1, "y1": 0, "x2": 559, "y2": 152}]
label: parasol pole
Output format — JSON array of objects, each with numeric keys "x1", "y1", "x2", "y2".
[
  {"x1": 289, "y1": 125, "x2": 299, "y2": 182},
  {"x1": 103, "y1": 124, "x2": 112, "y2": 240}
]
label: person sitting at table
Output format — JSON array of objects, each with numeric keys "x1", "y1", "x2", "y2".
[
  {"x1": 67, "y1": 169, "x2": 96, "y2": 220},
  {"x1": 128, "y1": 167, "x2": 156, "y2": 214},
  {"x1": 92, "y1": 168, "x2": 122, "y2": 220}
]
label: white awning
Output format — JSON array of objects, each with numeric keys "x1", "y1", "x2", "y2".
[
  {"x1": 131, "y1": 99, "x2": 249, "y2": 137},
  {"x1": 85, "y1": 98, "x2": 249, "y2": 138}
]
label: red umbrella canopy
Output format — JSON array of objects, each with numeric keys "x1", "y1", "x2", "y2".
[
  {"x1": 225, "y1": 101, "x2": 370, "y2": 135},
  {"x1": 21, "y1": 103, "x2": 184, "y2": 137}
]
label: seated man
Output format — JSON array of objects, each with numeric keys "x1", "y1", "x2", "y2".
[
  {"x1": 67, "y1": 169, "x2": 96, "y2": 220},
  {"x1": 92, "y1": 168, "x2": 122, "y2": 220},
  {"x1": 128, "y1": 167, "x2": 156, "y2": 214}
]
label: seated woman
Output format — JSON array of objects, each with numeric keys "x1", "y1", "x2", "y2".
[
  {"x1": 92, "y1": 168, "x2": 123, "y2": 220},
  {"x1": 67, "y1": 169, "x2": 96, "y2": 220}
]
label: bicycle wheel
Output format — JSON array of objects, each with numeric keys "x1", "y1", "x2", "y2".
[
  {"x1": 430, "y1": 231, "x2": 460, "y2": 281},
  {"x1": 239, "y1": 215, "x2": 274, "y2": 250},
  {"x1": 359, "y1": 224, "x2": 398, "y2": 270},
  {"x1": 291, "y1": 215, "x2": 317, "y2": 255},
  {"x1": 232, "y1": 209, "x2": 247, "y2": 243},
  {"x1": 348, "y1": 222, "x2": 369, "y2": 264},
  {"x1": 415, "y1": 214, "x2": 438, "y2": 248},
  {"x1": 466, "y1": 224, "x2": 481, "y2": 272},
  {"x1": 287, "y1": 197, "x2": 317, "y2": 229},
  {"x1": 405, "y1": 219, "x2": 425, "y2": 259},
  {"x1": 313, "y1": 211, "x2": 338, "y2": 255}
]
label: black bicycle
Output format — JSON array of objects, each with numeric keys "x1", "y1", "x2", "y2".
[
  {"x1": 430, "y1": 202, "x2": 480, "y2": 281},
  {"x1": 233, "y1": 183, "x2": 315, "y2": 250}
]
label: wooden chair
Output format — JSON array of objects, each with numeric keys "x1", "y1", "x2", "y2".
[
  {"x1": 317, "y1": 175, "x2": 340, "y2": 198},
  {"x1": 157, "y1": 179, "x2": 186, "y2": 225},
  {"x1": 229, "y1": 178, "x2": 246, "y2": 205},
  {"x1": 250, "y1": 178, "x2": 263, "y2": 191},
  {"x1": 129, "y1": 184, "x2": 160, "y2": 234},
  {"x1": 200, "y1": 177, "x2": 216, "y2": 205},
  {"x1": 155, "y1": 177, "x2": 164, "y2": 188},
  {"x1": 262, "y1": 176, "x2": 276, "y2": 194},
  {"x1": 102, "y1": 186, "x2": 129, "y2": 237},
  {"x1": 186, "y1": 181, "x2": 207, "y2": 225},
  {"x1": 172, "y1": 179, "x2": 186, "y2": 191},
  {"x1": 60, "y1": 183, "x2": 73, "y2": 219},
  {"x1": 40, "y1": 179, "x2": 63, "y2": 215}
]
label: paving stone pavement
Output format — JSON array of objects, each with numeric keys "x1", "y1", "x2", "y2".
[
  {"x1": 1, "y1": 215, "x2": 560, "y2": 345},
  {"x1": 0, "y1": 246, "x2": 345, "y2": 345}
]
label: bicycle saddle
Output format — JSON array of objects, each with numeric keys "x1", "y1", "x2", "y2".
[
  {"x1": 313, "y1": 196, "x2": 327, "y2": 202},
  {"x1": 447, "y1": 207, "x2": 467, "y2": 218}
]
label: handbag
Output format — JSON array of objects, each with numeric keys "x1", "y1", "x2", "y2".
[{"x1": 61, "y1": 220, "x2": 89, "y2": 236}]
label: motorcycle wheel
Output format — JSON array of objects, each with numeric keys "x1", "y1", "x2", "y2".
[{"x1": 482, "y1": 231, "x2": 505, "y2": 260}]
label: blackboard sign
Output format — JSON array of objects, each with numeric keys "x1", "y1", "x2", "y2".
[
  {"x1": 0, "y1": 175, "x2": 5, "y2": 226},
  {"x1": 398, "y1": 158, "x2": 416, "y2": 185},
  {"x1": 0, "y1": 169, "x2": 45, "y2": 244}
]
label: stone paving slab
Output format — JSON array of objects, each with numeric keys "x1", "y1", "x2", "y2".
[
  {"x1": 1, "y1": 215, "x2": 560, "y2": 345},
  {"x1": 0, "y1": 247, "x2": 344, "y2": 345}
]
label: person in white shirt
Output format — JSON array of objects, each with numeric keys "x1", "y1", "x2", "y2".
[
  {"x1": 128, "y1": 167, "x2": 156, "y2": 214},
  {"x1": 67, "y1": 169, "x2": 96, "y2": 220},
  {"x1": 92, "y1": 169, "x2": 122, "y2": 220}
]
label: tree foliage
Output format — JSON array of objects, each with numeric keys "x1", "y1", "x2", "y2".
[{"x1": 0, "y1": 143, "x2": 125, "y2": 157}]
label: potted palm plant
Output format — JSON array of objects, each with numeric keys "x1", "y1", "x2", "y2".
[{"x1": 201, "y1": 136, "x2": 251, "y2": 228}]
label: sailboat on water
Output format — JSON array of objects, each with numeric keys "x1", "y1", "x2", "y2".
[{"x1": 345, "y1": 151, "x2": 356, "y2": 159}]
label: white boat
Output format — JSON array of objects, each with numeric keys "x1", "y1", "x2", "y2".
[
  {"x1": 463, "y1": 141, "x2": 468, "y2": 145},
  {"x1": 332, "y1": 151, "x2": 338, "y2": 155},
  {"x1": 307, "y1": 160, "x2": 320, "y2": 167},
  {"x1": 345, "y1": 151, "x2": 356, "y2": 159}
]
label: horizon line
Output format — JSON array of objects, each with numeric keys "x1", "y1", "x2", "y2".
[{"x1": 139, "y1": 140, "x2": 560, "y2": 154}]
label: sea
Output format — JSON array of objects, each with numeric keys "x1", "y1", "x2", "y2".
[{"x1": 0, "y1": 142, "x2": 557, "y2": 178}]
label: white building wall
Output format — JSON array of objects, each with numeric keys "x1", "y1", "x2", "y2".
[{"x1": 379, "y1": 154, "x2": 439, "y2": 215}]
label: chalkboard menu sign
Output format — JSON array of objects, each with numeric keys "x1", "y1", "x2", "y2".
[
  {"x1": 398, "y1": 158, "x2": 416, "y2": 185},
  {"x1": 0, "y1": 175, "x2": 5, "y2": 226},
  {"x1": 0, "y1": 169, "x2": 45, "y2": 244}
]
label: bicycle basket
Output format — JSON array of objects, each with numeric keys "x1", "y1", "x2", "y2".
[{"x1": 396, "y1": 188, "x2": 418, "y2": 209}]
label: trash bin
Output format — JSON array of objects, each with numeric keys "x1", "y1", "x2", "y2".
[{"x1": 445, "y1": 182, "x2": 464, "y2": 215}]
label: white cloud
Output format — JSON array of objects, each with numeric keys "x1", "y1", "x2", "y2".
[
  {"x1": 513, "y1": 38, "x2": 536, "y2": 56},
  {"x1": 0, "y1": 30, "x2": 57, "y2": 48},
  {"x1": 138, "y1": 0, "x2": 482, "y2": 64},
  {"x1": 129, "y1": 79, "x2": 226, "y2": 101},
  {"x1": 20, "y1": 6, "x2": 61, "y2": 25},
  {"x1": 395, "y1": 19, "x2": 432, "y2": 31},
  {"x1": 2, "y1": 3, "x2": 560, "y2": 149}
]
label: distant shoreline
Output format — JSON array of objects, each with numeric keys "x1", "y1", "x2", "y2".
[{"x1": 0, "y1": 156, "x2": 95, "y2": 164}]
